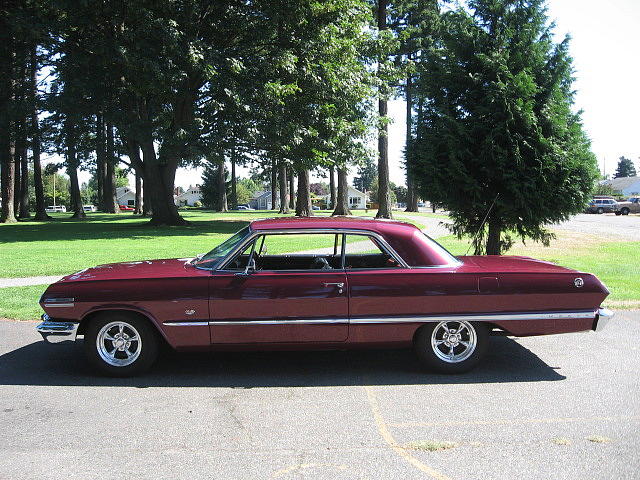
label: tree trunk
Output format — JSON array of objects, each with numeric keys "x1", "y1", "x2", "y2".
[
  {"x1": 216, "y1": 160, "x2": 228, "y2": 212},
  {"x1": 140, "y1": 141, "x2": 186, "y2": 225},
  {"x1": 332, "y1": 168, "x2": 351, "y2": 216},
  {"x1": 485, "y1": 218, "x2": 502, "y2": 255},
  {"x1": 142, "y1": 185, "x2": 151, "y2": 217},
  {"x1": 66, "y1": 121, "x2": 85, "y2": 219},
  {"x1": 18, "y1": 119, "x2": 30, "y2": 218},
  {"x1": 295, "y1": 168, "x2": 312, "y2": 216},
  {"x1": 270, "y1": 158, "x2": 277, "y2": 210},
  {"x1": 288, "y1": 167, "x2": 295, "y2": 209},
  {"x1": 329, "y1": 167, "x2": 336, "y2": 210},
  {"x1": 230, "y1": 147, "x2": 237, "y2": 209},
  {"x1": 96, "y1": 113, "x2": 105, "y2": 211},
  {"x1": 376, "y1": 0, "x2": 392, "y2": 219},
  {"x1": 405, "y1": 72, "x2": 418, "y2": 212},
  {"x1": 278, "y1": 161, "x2": 289, "y2": 214},
  {"x1": 104, "y1": 123, "x2": 119, "y2": 213},
  {"x1": 0, "y1": 23, "x2": 17, "y2": 222},
  {"x1": 13, "y1": 127, "x2": 22, "y2": 218},
  {"x1": 31, "y1": 47, "x2": 49, "y2": 221},
  {"x1": 134, "y1": 174, "x2": 142, "y2": 214}
]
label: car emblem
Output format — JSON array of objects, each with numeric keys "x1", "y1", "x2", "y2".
[
  {"x1": 574, "y1": 278, "x2": 584, "y2": 288},
  {"x1": 185, "y1": 309, "x2": 196, "y2": 316}
]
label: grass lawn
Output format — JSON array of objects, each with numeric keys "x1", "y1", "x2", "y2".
[{"x1": 0, "y1": 210, "x2": 637, "y2": 320}]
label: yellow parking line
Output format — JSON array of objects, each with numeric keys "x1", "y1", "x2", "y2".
[
  {"x1": 389, "y1": 415, "x2": 640, "y2": 428},
  {"x1": 363, "y1": 385, "x2": 454, "y2": 480}
]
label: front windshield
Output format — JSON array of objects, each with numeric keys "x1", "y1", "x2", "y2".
[{"x1": 193, "y1": 226, "x2": 251, "y2": 269}]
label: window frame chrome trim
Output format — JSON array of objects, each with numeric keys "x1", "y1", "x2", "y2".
[{"x1": 210, "y1": 228, "x2": 410, "y2": 272}]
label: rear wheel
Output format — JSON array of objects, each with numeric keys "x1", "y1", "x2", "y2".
[
  {"x1": 414, "y1": 321, "x2": 488, "y2": 373},
  {"x1": 621, "y1": 208, "x2": 630, "y2": 215},
  {"x1": 84, "y1": 312, "x2": 159, "y2": 376}
]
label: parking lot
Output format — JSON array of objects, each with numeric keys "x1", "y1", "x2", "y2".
[
  {"x1": 0, "y1": 313, "x2": 638, "y2": 480},
  {"x1": 551, "y1": 213, "x2": 640, "y2": 241}
]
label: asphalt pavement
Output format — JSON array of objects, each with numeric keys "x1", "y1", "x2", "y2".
[{"x1": 0, "y1": 312, "x2": 638, "y2": 480}]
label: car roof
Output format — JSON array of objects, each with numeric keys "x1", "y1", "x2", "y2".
[{"x1": 249, "y1": 216, "x2": 419, "y2": 235}]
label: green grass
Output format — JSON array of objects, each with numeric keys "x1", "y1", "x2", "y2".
[
  {"x1": 0, "y1": 286, "x2": 46, "y2": 320},
  {"x1": 1, "y1": 210, "x2": 637, "y2": 320}
]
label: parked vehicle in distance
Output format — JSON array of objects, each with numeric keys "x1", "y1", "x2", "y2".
[
  {"x1": 36, "y1": 216, "x2": 612, "y2": 377},
  {"x1": 83, "y1": 205, "x2": 97, "y2": 213},
  {"x1": 118, "y1": 204, "x2": 135, "y2": 211},
  {"x1": 615, "y1": 196, "x2": 640, "y2": 215},
  {"x1": 234, "y1": 205, "x2": 254, "y2": 211},
  {"x1": 312, "y1": 205, "x2": 321, "y2": 210},
  {"x1": 45, "y1": 205, "x2": 66, "y2": 213},
  {"x1": 585, "y1": 196, "x2": 618, "y2": 214}
]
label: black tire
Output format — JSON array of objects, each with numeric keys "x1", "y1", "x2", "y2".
[
  {"x1": 84, "y1": 312, "x2": 159, "y2": 377},
  {"x1": 622, "y1": 208, "x2": 630, "y2": 215},
  {"x1": 615, "y1": 211, "x2": 622, "y2": 216},
  {"x1": 413, "y1": 321, "x2": 489, "y2": 374},
  {"x1": 597, "y1": 207, "x2": 604, "y2": 214}
]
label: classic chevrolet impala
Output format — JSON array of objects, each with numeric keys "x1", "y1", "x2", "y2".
[{"x1": 37, "y1": 217, "x2": 613, "y2": 376}]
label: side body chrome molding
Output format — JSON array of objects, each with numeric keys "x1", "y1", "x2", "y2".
[{"x1": 158, "y1": 310, "x2": 599, "y2": 327}]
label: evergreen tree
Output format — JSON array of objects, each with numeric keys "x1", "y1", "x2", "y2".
[
  {"x1": 614, "y1": 156, "x2": 637, "y2": 178},
  {"x1": 413, "y1": 0, "x2": 598, "y2": 254}
]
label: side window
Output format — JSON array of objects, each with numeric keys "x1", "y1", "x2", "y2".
[
  {"x1": 344, "y1": 234, "x2": 401, "y2": 269},
  {"x1": 227, "y1": 233, "x2": 343, "y2": 271}
]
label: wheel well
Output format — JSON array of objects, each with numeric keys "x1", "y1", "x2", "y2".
[{"x1": 78, "y1": 310, "x2": 168, "y2": 346}]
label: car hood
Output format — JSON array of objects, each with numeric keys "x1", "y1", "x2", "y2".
[
  {"x1": 58, "y1": 258, "x2": 196, "y2": 283},
  {"x1": 458, "y1": 255, "x2": 580, "y2": 274}
]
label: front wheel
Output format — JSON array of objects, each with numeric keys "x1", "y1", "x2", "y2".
[
  {"x1": 84, "y1": 312, "x2": 159, "y2": 376},
  {"x1": 621, "y1": 208, "x2": 630, "y2": 215},
  {"x1": 597, "y1": 207, "x2": 604, "y2": 214},
  {"x1": 414, "y1": 321, "x2": 488, "y2": 373}
]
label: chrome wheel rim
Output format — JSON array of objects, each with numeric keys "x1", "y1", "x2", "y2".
[
  {"x1": 96, "y1": 321, "x2": 142, "y2": 367},
  {"x1": 431, "y1": 321, "x2": 477, "y2": 363}
]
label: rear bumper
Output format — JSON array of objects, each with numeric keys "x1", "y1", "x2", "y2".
[
  {"x1": 36, "y1": 314, "x2": 79, "y2": 343},
  {"x1": 593, "y1": 308, "x2": 614, "y2": 332}
]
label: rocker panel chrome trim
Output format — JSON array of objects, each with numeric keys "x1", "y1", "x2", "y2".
[{"x1": 349, "y1": 311, "x2": 597, "y2": 324}]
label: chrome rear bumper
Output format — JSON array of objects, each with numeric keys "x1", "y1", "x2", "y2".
[
  {"x1": 593, "y1": 308, "x2": 614, "y2": 332},
  {"x1": 36, "y1": 315, "x2": 79, "y2": 343}
]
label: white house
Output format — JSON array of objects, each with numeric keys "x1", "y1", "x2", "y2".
[
  {"x1": 175, "y1": 185, "x2": 203, "y2": 207},
  {"x1": 249, "y1": 191, "x2": 275, "y2": 210},
  {"x1": 603, "y1": 176, "x2": 640, "y2": 196},
  {"x1": 324, "y1": 185, "x2": 368, "y2": 210},
  {"x1": 116, "y1": 186, "x2": 136, "y2": 208}
]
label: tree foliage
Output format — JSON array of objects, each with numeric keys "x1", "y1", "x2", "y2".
[
  {"x1": 412, "y1": 0, "x2": 598, "y2": 254},
  {"x1": 614, "y1": 156, "x2": 637, "y2": 178}
]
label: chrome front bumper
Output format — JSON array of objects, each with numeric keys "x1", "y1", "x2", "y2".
[
  {"x1": 36, "y1": 315, "x2": 79, "y2": 343},
  {"x1": 593, "y1": 308, "x2": 614, "y2": 332}
]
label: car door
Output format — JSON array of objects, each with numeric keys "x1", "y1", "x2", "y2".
[
  {"x1": 342, "y1": 234, "x2": 478, "y2": 344},
  {"x1": 208, "y1": 231, "x2": 349, "y2": 344}
]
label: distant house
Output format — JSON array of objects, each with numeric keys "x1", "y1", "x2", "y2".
[
  {"x1": 175, "y1": 185, "x2": 203, "y2": 207},
  {"x1": 324, "y1": 185, "x2": 368, "y2": 210},
  {"x1": 249, "y1": 191, "x2": 275, "y2": 210},
  {"x1": 602, "y1": 176, "x2": 640, "y2": 196},
  {"x1": 116, "y1": 186, "x2": 136, "y2": 207}
]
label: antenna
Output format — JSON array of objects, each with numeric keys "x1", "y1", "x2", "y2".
[{"x1": 465, "y1": 193, "x2": 500, "y2": 256}]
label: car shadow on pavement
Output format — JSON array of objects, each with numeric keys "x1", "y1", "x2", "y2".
[{"x1": 0, "y1": 336, "x2": 565, "y2": 387}]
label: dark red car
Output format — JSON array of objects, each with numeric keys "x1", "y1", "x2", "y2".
[
  {"x1": 118, "y1": 204, "x2": 135, "y2": 211},
  {"x1": 37, "y1": 217, "x2": 613, "y2": 376}
]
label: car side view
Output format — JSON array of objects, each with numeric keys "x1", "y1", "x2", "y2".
[{"x1": 36, "y1": 217, "x2": 613, "y2": 376}]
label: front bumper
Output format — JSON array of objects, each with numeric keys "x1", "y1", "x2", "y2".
[
  {"x1": 36, "y1": 314, "x2": 79, "y2": 343},
  {"x1": 593, "y1": 308, "x2": 614, "y2": 332}
]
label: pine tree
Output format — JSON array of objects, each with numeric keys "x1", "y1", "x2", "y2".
[
  {"x1": 614, "y1": 157, "x2": 637, "y2": 178},
  {"x1": 413, "y1": 0, "x2": 598, "y2": 254}
]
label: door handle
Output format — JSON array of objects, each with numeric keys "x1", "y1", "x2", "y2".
[{"x1": 323, "y1": 282, "x2": 344, "y2": 294}]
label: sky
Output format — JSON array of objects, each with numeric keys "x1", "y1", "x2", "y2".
[{"x1": 62, "y1": 0, "x2": 639, "y2": 189}]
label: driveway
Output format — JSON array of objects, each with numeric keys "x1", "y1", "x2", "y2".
[
  {"x1": 550, "y1": 213, "x2": 639, "y2": 241},
  {"x1": 1, "y1": 314, "x2": 638, "y2": 479}
]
